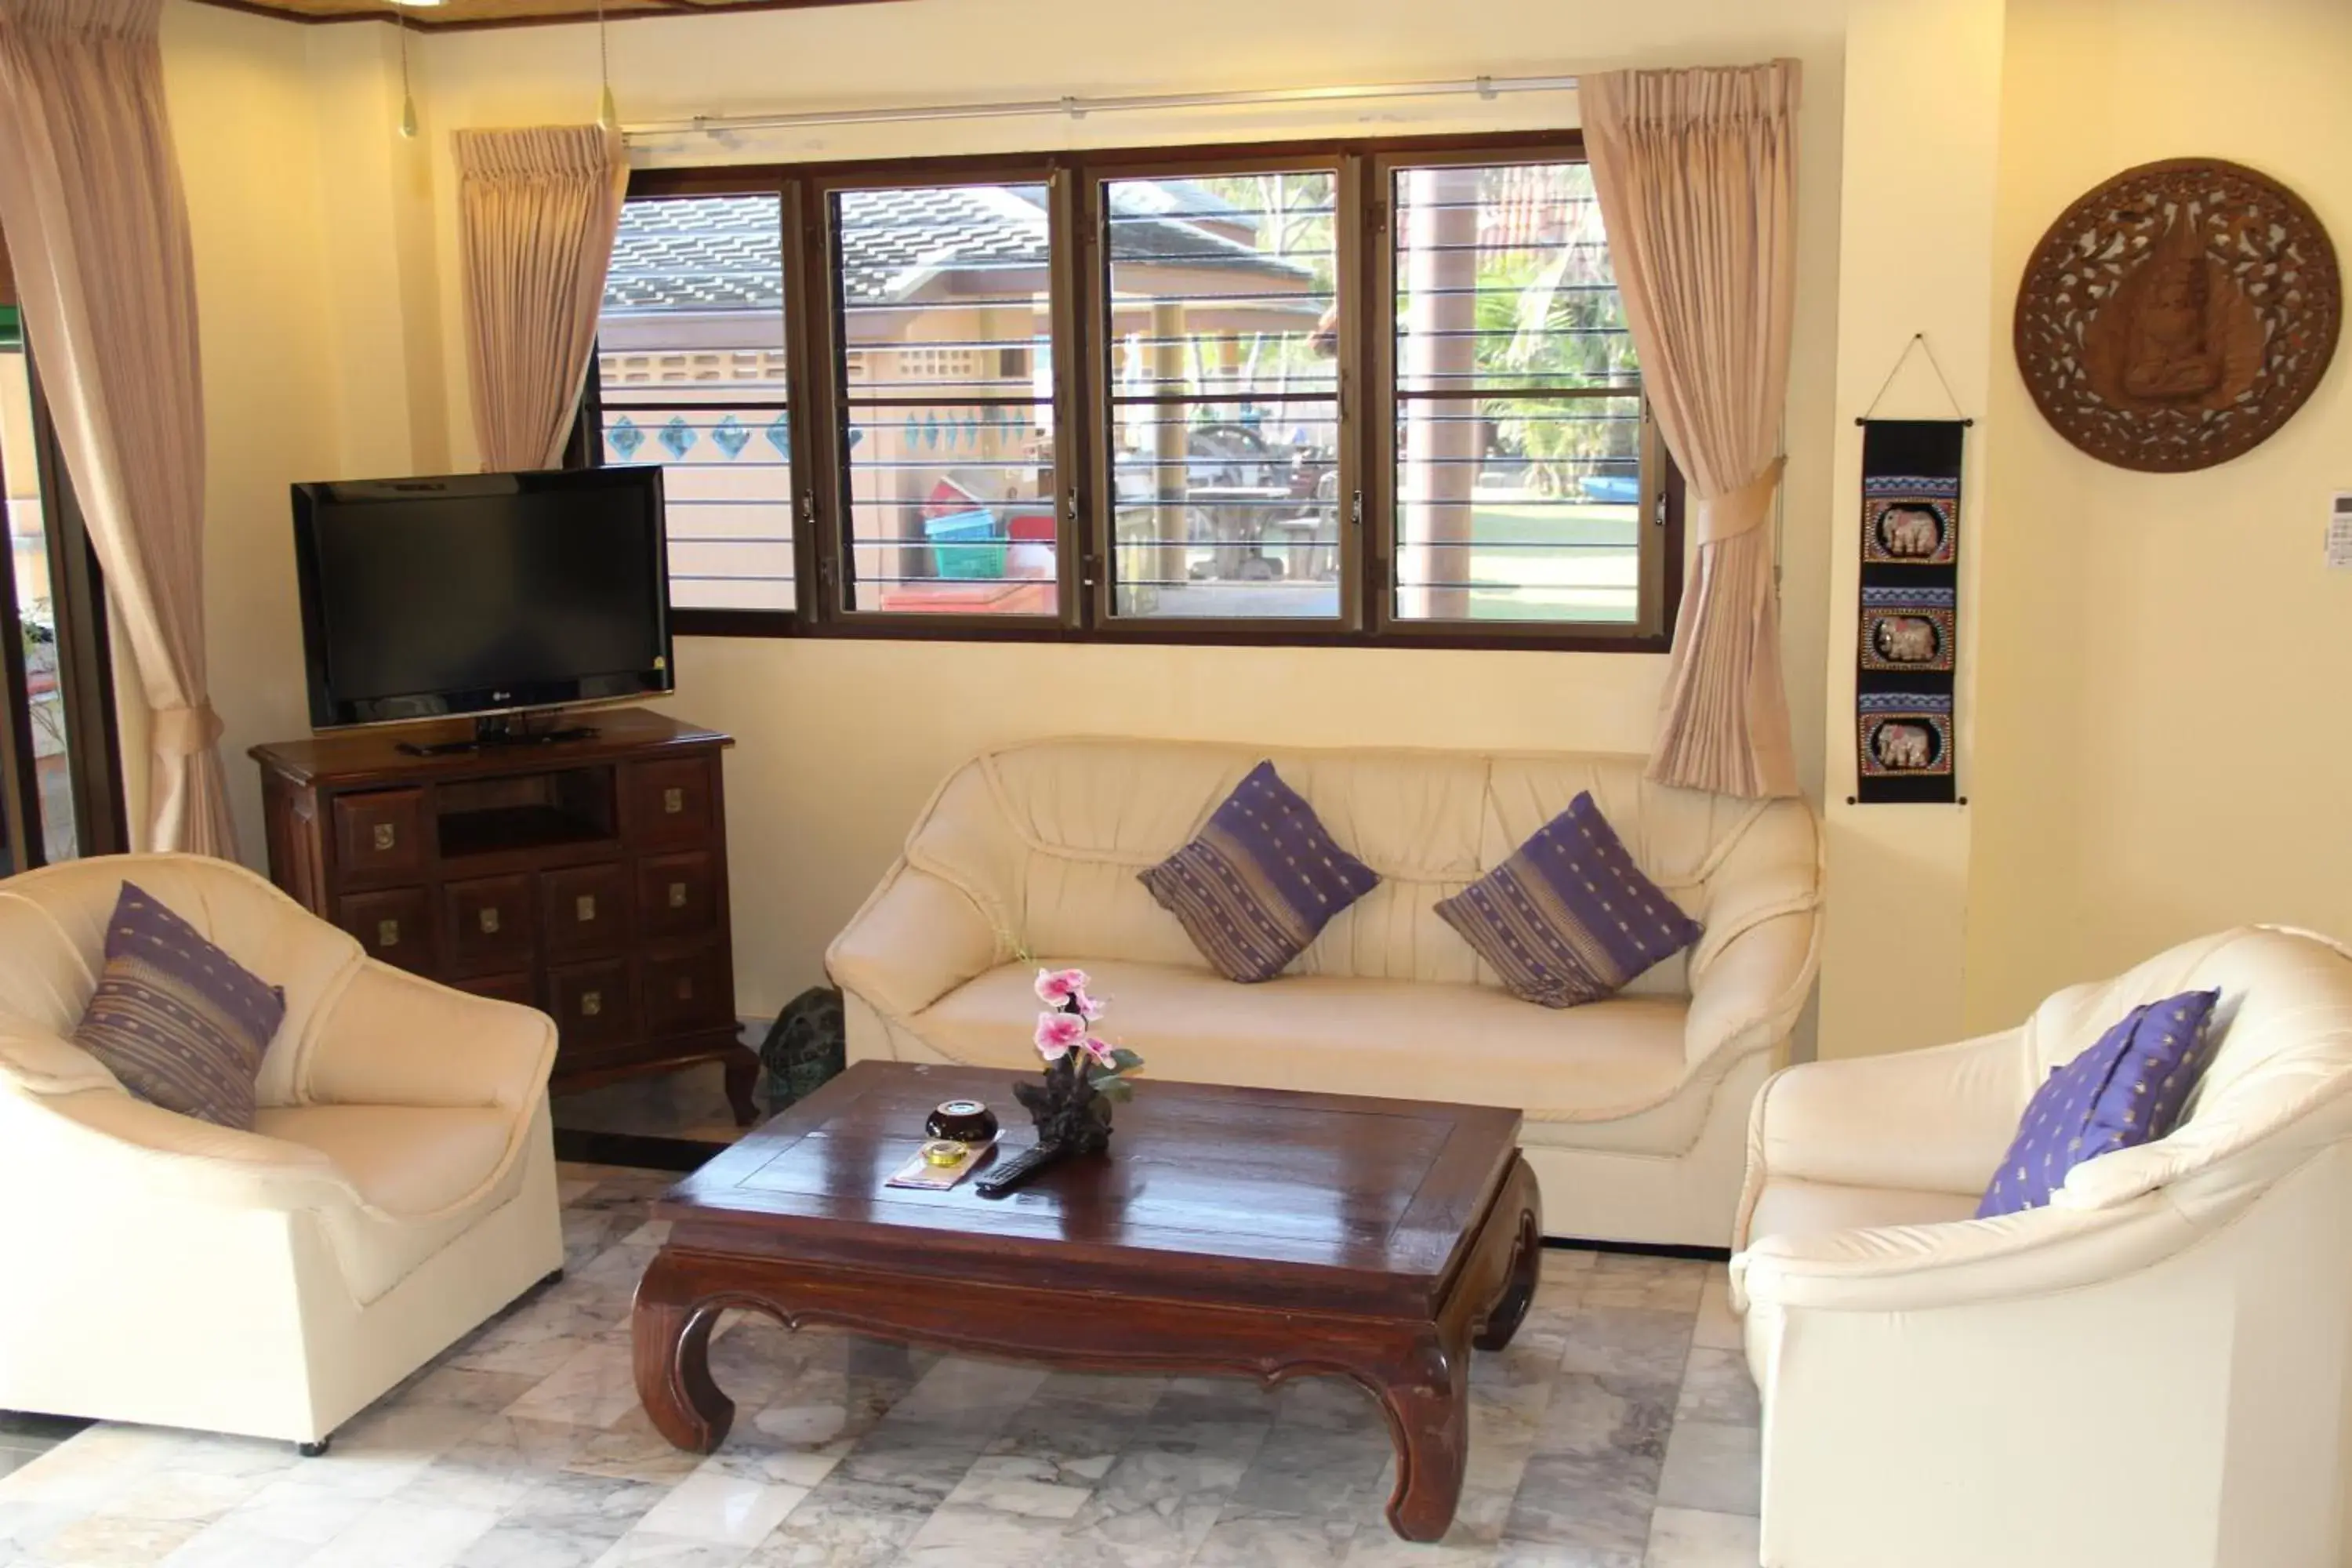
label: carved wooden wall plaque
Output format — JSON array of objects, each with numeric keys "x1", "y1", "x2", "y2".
[{"x1": 2015, "y1": 158, "x2": 2339, "y2": 472}]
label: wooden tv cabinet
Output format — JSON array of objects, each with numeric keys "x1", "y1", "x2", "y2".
[{"x1": 250, "y1": 708, "x2": 757, "y2": 1123}]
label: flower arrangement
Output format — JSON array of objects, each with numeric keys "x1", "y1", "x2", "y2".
[{"x1": 1016, "y1": 967, "x2": 1144, "y2": 1156}]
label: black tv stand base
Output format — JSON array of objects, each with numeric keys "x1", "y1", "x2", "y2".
[{"x1": 395, "y1": 713, "x2": 601, "y2": 757}]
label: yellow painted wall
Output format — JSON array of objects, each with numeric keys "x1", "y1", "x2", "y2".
[
  {"x1": 149, "y1": 0, "x2": 2352, "y2": 1047},
  {"x1": 158, "y1": 0, "x2": 1849, "y2": 1023},
  {"x1": 1813, "y1": 0, "x2": 2005, "y2": 1058},
  {"x1": 1963, "y1": 0, "x2": 2352, "y2": 1029},
  {"x1": 160, "y1": 1, "x2": 343, "y2": 858}
]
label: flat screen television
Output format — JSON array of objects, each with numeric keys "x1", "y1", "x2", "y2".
[{"x1": 292, "y1": 468, "x2": 672, "y2": 740}]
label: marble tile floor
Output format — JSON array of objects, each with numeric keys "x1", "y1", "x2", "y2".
[{"x1": 0, "y1": 1164, "x2": 1762, "y2": 1568}]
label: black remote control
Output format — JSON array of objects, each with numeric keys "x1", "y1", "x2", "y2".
[{"x1": 975, "y1": 1142, "x2": 1065, "y2": 1198}]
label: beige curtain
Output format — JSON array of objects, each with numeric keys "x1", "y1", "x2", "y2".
[
  {"x1": 1584, "y1": 61, "x2": 1802, "y2": 800},
  {"x1": 455, "y1": 126, "x2": 630, "y2": 472},
  {"x1": 0, "y1": 0, "x2": 236, "y2": 855}
]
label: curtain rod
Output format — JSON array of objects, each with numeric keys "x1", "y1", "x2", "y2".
[{"x1": 621, "y1": 73, "x2": 1581, "y2": 140}]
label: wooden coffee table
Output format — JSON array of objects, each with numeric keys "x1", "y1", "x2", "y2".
[{"x1": 631, "y1": 1060, "x2": 1542, "y2": 1541}]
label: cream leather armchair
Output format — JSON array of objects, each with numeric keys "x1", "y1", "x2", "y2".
[
  {"x1": 0, "y1": 854, "x2": 564, "y2": 1450},
  {"x1": 1733, "y1": 927, "x2": 2352, "y2": 1568}
]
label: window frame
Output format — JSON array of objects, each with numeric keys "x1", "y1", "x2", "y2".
[
  {"x1": 1365, "y1": 143, "x2": 1675, "y2": 647},
  {"x1": 1080, "y1": 147, "x2": 1362, "y2": 639},
  {"x1": 597, "y1": 131, "x2": 1682, "y2": 652},
  {"x1": 0, "y1": 327, "x2": 127, "y2": 866},
  {"x1": 802, "y1": 156, "x2": 1080, "y2": 635}
]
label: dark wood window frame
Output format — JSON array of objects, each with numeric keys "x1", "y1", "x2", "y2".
[
  {"x1": 0, "y1": 334, "x2": 129, "y2": 866},
  {"x1": 589, "y1": 132, "x2": 1682, "y2": 653}
]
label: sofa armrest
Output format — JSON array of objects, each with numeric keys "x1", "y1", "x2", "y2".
[
  {"x1": 827, "y1": 864, "x2": 1004, "y2": 1025},
  {"x1": 13, "y1": 1085, "x2": 362, "y2": 1213},
  {"x1": 303, "y1": 960, "x2": 556, "y2": 1112},
  {"x1": 1746, "y1": 1027, "x2": 2031, "y2": 1200},
  {"x1": 1685, "y1": 907, "x2": 1819, "y2": 1074},
  {"x1": 1733, "y1": 1192, "x2": 2198, "y2": 1314}
]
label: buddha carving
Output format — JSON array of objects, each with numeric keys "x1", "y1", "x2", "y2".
[{"x1": 2084, "y1": 210, "x2": 2263, "y2": 413}]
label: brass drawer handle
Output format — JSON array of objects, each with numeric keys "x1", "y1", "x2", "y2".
[
  {"x1": 372, "y1": 822, "x2": 397, "y2": 852},
  {"x1": 376, "y1": 918, "x2": 401, "y2": 949},
  {"x1": 662, "y1": 786, "x2": 685, "y2": 815},
  {"x1": 575, "y1": 894, "x2": 597, "y2": 924},
  {"x1": 478, "y1": 907, "x2": 501, "y2": 935},
  {"x1": 580, "y1": 990, "x2": 602, "y2": 1018},
  {"x1": 667, "y1": 881, "x2": 688, "y2": 910}
]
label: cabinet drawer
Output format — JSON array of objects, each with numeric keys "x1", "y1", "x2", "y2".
[
  {"x1": 548, "y1": 958, "x2": 638, "y2": 1054},
  {"x1": 338, "y1": 887, "x2": 436, "y2": 975},
  {"x1": 445, "y1": 873, "x2": 535, "y2": 975},
  {"x1": 626, "y1": 757, "x2": 715, "y2": 848},
  {"x1": 637, "y1": 851, "x2": 721, "y2": 943},
  {"x1": 332, "y1": 789, "x2": 426, "y2": 880},
  {"x1": 456, "y1": 971, "x2": 538, "y2": 1009},
  {"x1": 541, "y1": 862, "x2": 632, "y2": 956},
  {"x1": 642, "y1": 945, "x2": 734, "y2": 1035}
]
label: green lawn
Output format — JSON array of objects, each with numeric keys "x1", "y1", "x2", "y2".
[{"x1": 1450, "y1": 500, "x2": 1642, "y2": 622}]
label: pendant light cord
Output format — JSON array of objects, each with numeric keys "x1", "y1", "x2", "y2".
[
  {"x1": 597, "y1": 0, "x2": 616, "y2": 129},
  {"x1": 395, "y1": 8, "x2": 418, "y2": 139}
]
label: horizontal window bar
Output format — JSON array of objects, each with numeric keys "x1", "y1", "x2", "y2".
[
  {"x1": 1108, "y1": 393, "x2": 1338, "y2": 408},
  {"x1": 840, "y1": 395, "x2": 1051, "y2": 409},
  {"x1": 1108, "y1": 249, "x2": 1338, "y2": 264},
  {"x1": 1394, "y1": 380, "x2": 1641, "y2": 394},
  {"x1": 602, "y1": 399, "x2": 793, "y2": 412}
]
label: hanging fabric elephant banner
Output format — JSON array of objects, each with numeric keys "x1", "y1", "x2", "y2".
[{"x1": 1854, "y1": 419, "x2": 1965, "y2": 803}]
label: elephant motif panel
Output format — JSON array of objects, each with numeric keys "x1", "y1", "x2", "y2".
[
  {"x1": 1861, "y1": 477, "x2": 1958, "y2": 566},
  {"x1": 1857, "y1": 694, "x2": 1953, "y2": 782},
  {"x1": 1859, "y1": 587, "x2": 1957, "y2": 674},
  {"x1": 1855, "y1": 422, "x2": 1965, "y2": 804}
]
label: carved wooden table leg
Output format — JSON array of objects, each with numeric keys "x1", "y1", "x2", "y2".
[
  {"x1": 1362, "y1": 1326, "x2": 1472, "y2": 1542},
  {"x1": 1473, "y1": 1153, "x2": 1544, "y2": 1352},
  {"x1": 721, "y1": 1048, "x2": 762, "y2": 1127},
  {"x1": 632, "y1": 1252, "x2": 734, "y2": 1453}
]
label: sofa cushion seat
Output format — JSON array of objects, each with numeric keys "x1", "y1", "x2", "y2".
[
  {"x1": 253, "y1": 1105, "x2": 513, "y2": 1218},
  {"x1": 1745, "y1": 1174, "x2": 1983, "y2": 1250},
  {"x1": 916, "y1": 960, "x2": 1690, "y2": 1123}
]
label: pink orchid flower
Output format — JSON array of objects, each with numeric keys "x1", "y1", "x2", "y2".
[
  {"x1": 1081, "y1": 1034, "x2": 1119, "y2": 1067},
  {"x1": 1034, "y1": 967, "x2": 1106, "y2": 1020},
  {"x1": 1034, "y1": 1010, "x2": 1090, "y2": 1061}
]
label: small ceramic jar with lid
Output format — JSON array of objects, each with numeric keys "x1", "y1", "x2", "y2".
[{"x1": 926, "y1": 1098, "x2": 999, "y2": 1145}]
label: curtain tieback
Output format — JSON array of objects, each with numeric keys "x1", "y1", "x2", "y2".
[
  {"x1": 1693, "y1": 456, "x2": 1788, "y2": 547},
  {"x1": 152, "y1": 702, "x2": 223, "y2": 758}
]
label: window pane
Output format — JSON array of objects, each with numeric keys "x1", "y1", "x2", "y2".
[
  {"x1": 598, "y1": 194, "x2": 793, "y2": 612},
  {"x1": 1395, "y1": 395, "x2": 1643, "y2": 623},
  {"x1": 1392, "y1": 162, "x2": 1644, "y2": 624},
  {"x1": 0, "y1": 313, "x2": 75, "y2": 866},
  {"x1": 1104, "y1": 171, "x2": 1341, "y2": 619},
  {"x1": 1394, "y1": 162, "x2": 1632, "y2": 395},
  {"x1": 837, "y1": 183, "x2": 1058, "y2": 615}
]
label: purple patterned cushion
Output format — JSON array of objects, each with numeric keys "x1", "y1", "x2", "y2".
[
  {"x1": 1434, "y1": 793, "x2": 1701, "y2": 1008},
  {"x1": 70, "y1": 881, "x2": 285, "y2": 1131},
  {"x1": 1976, "y1": 988, "x2": 2223, "y2": 1219},
  {"x1": 1138, "y1": 760, "x2": 1380, "y2": 983}
]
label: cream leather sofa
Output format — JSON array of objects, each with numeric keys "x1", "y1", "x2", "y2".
[
  {"x1": 0, "y1": 854, "x2": 564, "y2": 1450},
  {"x1": 1733, "y1": 926, "x2": 2352, "y2": 1568},
  {"x1": 828, "y1": 738, "x2": 1822, "y2": 1246}
]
